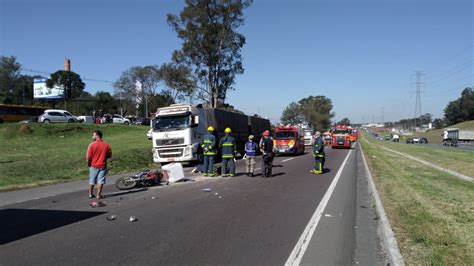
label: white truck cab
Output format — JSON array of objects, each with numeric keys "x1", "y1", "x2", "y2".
[{"x1": 151, "y1": 104, "x2": 207, "y2": 163}]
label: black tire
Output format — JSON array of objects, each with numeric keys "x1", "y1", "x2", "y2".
[
  {"x1": 124, "y1": 121, "x2": 129, "y2": 125},
  {"x1": 115, "y1": 176, "x2": 137, "y2": 190},
  {"x1": 68, "y1": 119, "x2": 74, "y2": 123},
  {"x1": 43, "y1": 119, "x2": 50, "y2": 124}
]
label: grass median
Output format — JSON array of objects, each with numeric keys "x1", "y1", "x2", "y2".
[
  {"x1": 363, "y1": 133, "x2": 473, "y2": 178},
  {"x1": 0, "y1": 123, "x2": 158, "y2": 191},
  {"x1": 360, "y1": 134, "x2": 474, "y2": 264}
]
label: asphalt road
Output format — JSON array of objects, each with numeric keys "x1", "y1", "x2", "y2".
[{"x1": 0, "y1": 144, "x2": 385, "y2": 265}]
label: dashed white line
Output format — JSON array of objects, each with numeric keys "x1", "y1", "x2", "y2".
[
  {"x1": 285, "y1": 148, "x2": 353, "y2": 266},
  {"x1": 281, "y1": 158, "x2": 295, "y2": 163}
]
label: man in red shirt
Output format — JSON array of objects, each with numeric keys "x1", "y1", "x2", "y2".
[{"x1": 86, "y1": 130, "x2": 112, "y2": 199}]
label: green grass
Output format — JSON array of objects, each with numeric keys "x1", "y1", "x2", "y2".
[
  {"x1": 360, "y1": 132, "x2": 474, "y2": 264},
  {"x1": 366, "y1": 133, "x2": 474, "y2": 178},
  {"x1": 0, "y1": 123, "x2": 158, "y2": 191}
]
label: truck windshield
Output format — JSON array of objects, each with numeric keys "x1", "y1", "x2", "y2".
[
  {"x1": 154, "y1": 115, "x2": 190, "y2": 131},
  {"x1": 333, "y1": 129, "x2": 349, "y2": 134},
  {"x1": 276, "y1": 132, "x2": 295, "y2": 139}
]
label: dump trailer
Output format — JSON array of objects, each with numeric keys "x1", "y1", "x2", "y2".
[
  {"x1": 151, "y1": 104, "x2": 270, "y2": 163},
  {"x1": 443, "y1": 128, "x2": 474, "y2": 147}
]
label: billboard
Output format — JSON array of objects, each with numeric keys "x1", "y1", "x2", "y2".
[{"x1": 34, "y1": 77, "x2": 64, "y2": 99}]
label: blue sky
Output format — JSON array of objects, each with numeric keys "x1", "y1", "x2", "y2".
[{"x1": 1, "y1": 0, "x2": 472, "y2": 123}]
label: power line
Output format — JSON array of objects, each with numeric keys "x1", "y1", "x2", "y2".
[{"x1": 21, "y1": 68, "x2": 115, "y2": 84}]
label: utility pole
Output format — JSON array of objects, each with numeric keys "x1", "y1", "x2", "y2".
[
  {"x1": 412, "y1": 71, "x2": 425, "y2": 130},
  {"x1": 381, "y1": 107, "x2": 385, "y2": 125},
  {"x1": 64, "y1": 58, "x2": 71, "y2": 110}
]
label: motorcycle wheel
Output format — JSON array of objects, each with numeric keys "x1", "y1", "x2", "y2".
[{"x1": 115, "y1": 176, "x2": 137, "y2": 190}]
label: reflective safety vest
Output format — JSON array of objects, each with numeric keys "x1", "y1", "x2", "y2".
[
  {"x1": 220, "y1": 135, "x2": 236, "y2": 159},
  {"x1": 245, "y1": 141, "x2": 258, "y2": 156},
  {"x1": 313, "y1": 137, "x2": 325, "y2": 157},
  {"x1": 201, "y1": 133, "x2": 216, "y2": 156}
]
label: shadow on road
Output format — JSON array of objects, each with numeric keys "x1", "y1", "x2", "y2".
[
  {"x1": 0, "y1": 209, "x2": 106, "y2": 245},
  {"x1": 103, "y1": 188, "x2": 149, "y2": 198}
]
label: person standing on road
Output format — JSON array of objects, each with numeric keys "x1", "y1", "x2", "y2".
[
  {"x1": 311, "y1": 131, "x2": 325, "y2": 174},
  {"x1": 260, "y1": 130, "x2": 274, "y2": 178},
  {"x1": 244, "y1": 135, "x2": 258, "y2": 177},
  {"x1": 86, "y1": 130, "x2": 112, "y2": 199},
  {"x1": 201, "y1": 126, "x2": 217, "y2": 177},
  {"x1": 219, "y1": 127, "x2": 236, "y2": 177}
]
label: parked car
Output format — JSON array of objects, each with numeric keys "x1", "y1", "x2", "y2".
[
  {"x1": 406, "y1": 138, "x2": 414, "y2": 144},
  {"x1": 77, "y1": 115, "x2": 95, "y2": 124},
  {"x1": 412, "y1": 137, "x2": 420, "y2": 143},
  {"x1": 112, "y1": 114, "x2": 130, "y2": 125},
  {"x1": 39, "y1": 109, "x2": 78, "y2": 123},
  {"x1": 19, "y1": 116, "x2": 38, "y2": 123},
  {"x1": 420, "y1": 137, "x2": 428, "y2": 144},
  {"x1": 134, "y1": 117, "x2": 151, "y2": 126},
  {"x1": 392, "y1": 134, "x2": 400, "y2": 142}
]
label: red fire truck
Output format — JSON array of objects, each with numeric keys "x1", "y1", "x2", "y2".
[
  {"x1": 349, "y1": 127, "x2": 359, "y2": 142},
  {"x1": 331, "y1": 125, "x2": 352, "y2": 149},
  {"x1": 273, "y1": 126, "x2": 305, "y2": 155}
]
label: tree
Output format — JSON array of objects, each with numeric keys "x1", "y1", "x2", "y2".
[
  {"x1": 444, "y1": 87, "x2": 474, "y2": 125},
  {"x1": 0, "y1": 56, "x2": 22, "y2": 103},
  {"x1": 114, "y1": 65, "x2": 161, "y2": 117},
  {"x1": 46, "y1": 70, "x2": 85, "y2": 109},
  {"x1": 337, "y1": 117, "x2": 351, "y2": 126},
  {"x1": 158, "y1": 63, "x2": 195, "y2": 103},
  {"x1": 167, "y1": 0, "x2": 252, "y2": 107},
  {"x1": 298, "y1": 96, "x2": 335, "y2": 132},
  {"x1": 432, "y1": 118, "x2": 444, "y2": 129},
  {"x1": 281, "y1": 102, "x2": 304, "y2": 125},
  {"x1": 94, "y1": 91, "x2": 118, "y2": 113},
  {"x1": 418, "y1": 113, "x2": 433, "y2": 126}
]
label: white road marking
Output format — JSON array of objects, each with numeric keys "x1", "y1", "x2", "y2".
[
  {"x1": 281, "y1": 158, "x2": 295, "y2": 163},
  {"x1": 255, "y1": 168, "x2": 261, "y2": 171},
  {"x1": 285, "y1": 149, "x2": 353, "y2": 266}
]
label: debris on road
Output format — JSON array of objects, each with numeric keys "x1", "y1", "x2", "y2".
[
  {"x1": 202, "y1": 188, "x2": 212, "y2": 192},
  {"x1": 129, "y1": 216, "x2": 138, "y2": 222},
  {"x1": 214, "y1": 192, "x2": 219, "y2": 196},
  {"x1": 152, "y1": 196, "x2": 158, "y2": 200},
  {"x1": 106, "y1": 215, "x2": 117, "y2": 221},
  {"x1": 90, "y1": 201, "x2": 106, "y2": 208}
]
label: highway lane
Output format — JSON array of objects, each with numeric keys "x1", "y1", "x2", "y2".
[{"x1": 0, "y1": 144, "x2": 383, "y2": 265}]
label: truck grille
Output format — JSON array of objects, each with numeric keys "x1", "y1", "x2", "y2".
[
  {"x1": 156, "y1": 138, "x2": 185, "y2": 146},
  {"x1": 158, "y1": 148, "x2": 184, "y2": 158}
]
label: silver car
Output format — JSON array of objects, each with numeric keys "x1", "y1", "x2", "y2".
[{"x1": 39, "y1": 109, "x2": 78, "y2": 123}]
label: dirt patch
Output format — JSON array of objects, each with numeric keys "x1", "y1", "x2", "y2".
[{"x1": 18, "y1": 124, "x2": 33, "y2": 135}]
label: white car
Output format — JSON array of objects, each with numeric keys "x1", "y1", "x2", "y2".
[
  {"x1": 112, "y1": 114, "x2": 130, "y2": 125},
  {"x1": 147, "y1": 129, "x2": 153, "y2": 140},
  {"x1": 39, "y1": 109, "x2": 78, "y2": 123},
  {"x1": 412, "y1": 137, "x2": 420, "y2": 143}
]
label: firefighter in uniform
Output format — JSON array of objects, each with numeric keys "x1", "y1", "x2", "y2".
[
  {"x1": 260, "y1": 130, "x2": 274, "y2": 177},
  {"x1": 311, "y1": 131, "x2": 325, "y2": 174},
  {"x1": 219, "y1": 127, "x2": 236, "y2": 177},
  {"x1": 201, "y1": 126, "x2": 217, "y2": 177}
]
